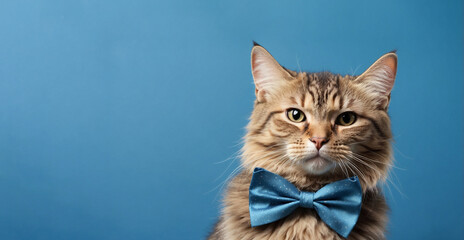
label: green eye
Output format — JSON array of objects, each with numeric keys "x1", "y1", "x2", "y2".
[
  {"x1": 287, "y1": 109, "x2": 306, "y2": 123},
  {"x1": 336, "y1": 112, "x2": 357, "y2": 126}
]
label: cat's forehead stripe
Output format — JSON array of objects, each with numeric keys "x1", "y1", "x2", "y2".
[
  {"x1": 300, "y1": 93, "x2": 306, "y2": 108},
  {"x1": 289, "y1": 97, "x2": 298, "y2": 105},
  {"x1": 297, "y1": 72, "x2": 344, "y2": 117}
]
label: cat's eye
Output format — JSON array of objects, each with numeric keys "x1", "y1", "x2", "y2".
[
  {"x1": 287, "y1": 109, "x2": 306, "y2": 123},
  {"x1": 336, "y1": 112, "x2": 357, "y2": 126}
]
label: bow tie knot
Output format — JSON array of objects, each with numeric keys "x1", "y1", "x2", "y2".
[
  {"x1": 249, "y1": 168, "x2": 362, "y2": 238},
  {"x1": 299, "y1": 191, "x2": 314, "y2": 208}
]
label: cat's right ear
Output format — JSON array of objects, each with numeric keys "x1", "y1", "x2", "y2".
[
  {"x1": 353, "y1": 52, "x2": 397, "y2": 110},
  {"x1": 251, "y1": 44, "x2": 293, "y2": 102}
]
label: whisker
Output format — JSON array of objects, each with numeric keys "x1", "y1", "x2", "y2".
[
  {"x1": 351, "y1": 152, "x2": 404, "y2": 170},
  {"x1": 385, "y1": 174, "x2": 407, "y2": 199},
  {"x1": 349, "y1": 154, "x2": 382, "y2": 172},
  {"x1": 347, "y1": 153, "x2": 406, "y2": 199},
  {"x1": 213, "y1": 149, "x2": 241, "y2": 165},
  {"x1": 337, "y1": 159, "x2": 350, "y2": 180},
  {"x1": 344, "y1": 159, "x2": 366, "y2": 180},
  {"x1": 208, "y1": 164, "x2": 243, "y2": 200},
  {"x1": 392, "y1": 143, "x2": 414, "y2": 160},
  {"x1": 212, "y1": 150, "x2": 242, "y2": 182},
  {"x1": 342, "y1": 157, "x2": 367, "y2": 181}
]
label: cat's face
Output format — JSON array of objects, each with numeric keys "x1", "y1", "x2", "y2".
[{"x1": 242, "y1": 44, "x2": 397, "y2": 189}]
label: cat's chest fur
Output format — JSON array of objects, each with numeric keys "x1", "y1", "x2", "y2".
[{"x1": 209, "y1": 172, "x2": 388, "y2": 240}]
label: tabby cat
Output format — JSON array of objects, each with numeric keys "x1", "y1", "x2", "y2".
[{"x1": 208, "y1": 43, "x2": 397, "y2": 240}]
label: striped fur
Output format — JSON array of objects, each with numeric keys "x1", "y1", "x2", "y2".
[{"x1": 209, "y1": 46, "x2": 397, "y2": 240}]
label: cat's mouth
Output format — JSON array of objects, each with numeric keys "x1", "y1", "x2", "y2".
[
  {"x1": 301, "y1": 155, "x2": 336, "y2": 175},
  {"x1": 303, "y1": 155, "x2": 330, "y2": 165}
]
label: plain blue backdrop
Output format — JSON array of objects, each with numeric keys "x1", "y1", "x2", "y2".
[{"x1": 0, "y1": 0, "x2": 462, "y2": 239}]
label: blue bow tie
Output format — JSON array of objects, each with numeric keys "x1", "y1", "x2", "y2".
[{"x1": 249, "y1": 168, "x2": 362, "y2": 238}]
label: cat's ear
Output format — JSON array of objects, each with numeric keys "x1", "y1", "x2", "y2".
[
  {"x1": 251, "y1": 44, "x2": 293, "y2": 102},
  {"x1": 354, "y1": 52, "x2": 397, "y2": 110}
]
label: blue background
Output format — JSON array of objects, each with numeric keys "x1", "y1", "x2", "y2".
[{"x1": 0, "y1": 0, "x2": 462, "y2": 239}]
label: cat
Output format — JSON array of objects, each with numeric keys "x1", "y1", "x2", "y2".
[{"x1": 208, "y1": 43, "x2": 397, "y2": 240}]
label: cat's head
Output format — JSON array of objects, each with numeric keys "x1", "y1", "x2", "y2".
[{"x1": 242, "y1": 44, "x2": 397, "y2": 190}]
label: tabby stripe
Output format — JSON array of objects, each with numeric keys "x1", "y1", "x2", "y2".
[
  {"x1": 254, "y1": 141, "x2": 280, "y2": 149},
  {"x1": 346, "y1": 98, "x2": 355, "y2": 108},
  {"x1": 317, "y1": 90, "x2": 324, "y2": 106},
  {"x1": 359, "y1": 143, "x2": 382, "y2": 153},
  {"x1": 360, "y1": 115, "x2": 387, "y2": 138},
  {"x1": 332, "y1": 92, "x2": 338, "y2": 106},
  {"x1": 331, "y1": 124, "x2": 338, "y2": 135},
  {"x1": 301, "y1": 93, "x2": 306, "y2": 108},
  {"x1": 302, "y1": 122, "x2": 309, "y2": 133},
  {"x1": 308, "y1": 89, "x2": 316, "y2": 103},
  {"x1": 252, "y1": 110, "x2": 283, "y2": 135},
  {"x1": 306, "y1": 72, "x2": 312, "y2": 87},
  {"x1": 289, "y1": 97, "x2": 298, "y2": 105},
  {"x1": 338, "y1": 94, "x2": 344, "y2": 109},
  {"x1": 269, "y1": 130, "x2": 292, "y2": 138},
  {"x1": 272, "y1": 119, "x2": 294, "y2": 129}
]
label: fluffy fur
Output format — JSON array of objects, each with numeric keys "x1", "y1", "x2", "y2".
[{"x1": 209, "y1": 44, "x2": 397, "y2": 240}]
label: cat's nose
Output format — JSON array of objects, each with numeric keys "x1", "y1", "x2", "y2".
[{"x1": 310, "y1": 137, "x2": 329, "y2": 150}]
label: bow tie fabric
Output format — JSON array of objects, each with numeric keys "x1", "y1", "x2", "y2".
[{"x1": 249, "y1": 168, "x2": 362, "y2": 238}]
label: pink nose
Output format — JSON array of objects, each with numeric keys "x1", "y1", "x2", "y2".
[{"x1": 310, "y1": 137, "x2": 329, "y2": 150}]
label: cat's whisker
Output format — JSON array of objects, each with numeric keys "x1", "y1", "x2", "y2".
[
  {"x1": 342, "y1": 162, "x2": 354, "y2": 179},
  {"x1": 341, "y1": 156, "x2": 367, "y2": 181},
  {"x1": 336, "y1": 159, "x2": 350, "y2": 180},
  {"x1": 388, "y1": 168, "x2": 406, "y2": 197},
  {"x1": 212, "y1": 139, "x2": 245, "y2": 165},
  {"x1": 344, "y1": 150, "x2": 390, "y2": 166},
  {"x1": 208, "y1": 164, "x2": 243, "y2": 199},
  {"x1": 384, "y1": 173, "x2": 407, "y2": 199},
  {"x1": 391, "y1": 144, "x2": 413, "y2": 160},
  {"x1": 351, "y1": 144, "x2": 397, "y2": 163},
  {"x1": 213, "y1": 165, "x2": 243, "y2": 198},
  {"x1": 212, "y1": 155, "x2": 239, "y2": 182},
  {"x1": 356, "y1": 147, "x2": 388, "y2": 160},
  {"x1": 347, "y1": 153, "x2": 379, "y2": 169},
  {"x1": 347, "y1": 154, "x2": 406, "y2": 198},
  {"x1": 344, "y1": 159, "x2": 365, "y2": 178},
  {"x1": 382, "y1": 175, "x2": 395, "y2": 202},
  {"x1": 336, "y1": 162, "x2": 345, "y2": 178},
  {"x1": 246, "y1": 144, "x2": 284, "y2": 159},
  {"x1": 343, "y1": 161, "x2": 357, "y2": 178},
  {"x1": 208, "y1": 165, "x2": 240, "y2": 192},
  {"x1": 213, "y1": 149, "x2": 241, "y2": 165},
  {"x1": 245, "y1": 151, "x2": 288, "y2": 170},
  {"x1": 348, "y1": 154, "x2": 383, "y2": 177},
  {"x1": 212, "y1": 149, "x2": 243, "y2": 183},
  {"x1": 351, "y1": 152, "x2": 404, "y2": 170}
]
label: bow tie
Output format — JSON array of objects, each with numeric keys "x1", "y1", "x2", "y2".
[{"x1": 249, "y1": 168, "x2": 362, "y2": 238}]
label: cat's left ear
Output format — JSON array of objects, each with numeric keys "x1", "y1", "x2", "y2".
[
  {"x1": 251, "y1": 44, "x2": 293, "y2": 102},
  {"x1": 354, "y1": 52, "x2": 397, "y2": 110}
]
